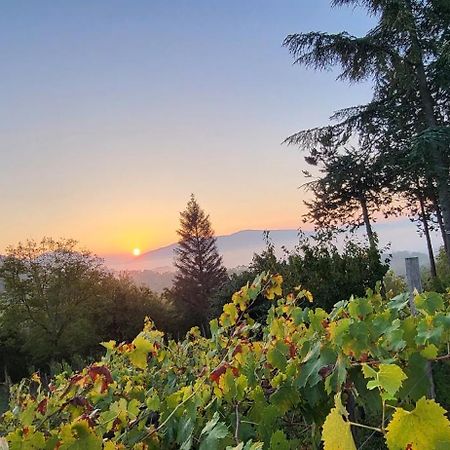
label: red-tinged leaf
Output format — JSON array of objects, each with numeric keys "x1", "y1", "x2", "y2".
[
  {"x1": 118, "y1": 342, "x2": 134, "y2": 353},
  {"x1": 88, "y1": 365, "x2": 113, "y2": 384},
  {"x1": 23, "y1": 427, "x2": 29, "y2": 437},
  {"x1": 68, "y1": 396, "x2": 93, "y2": 412},
  {"x1": 232, "y1": 344, "x2": 243, "y2": 356},
  {"x1": 209, "y1": 363, "x2": 238, "y2": 383},
  {"x1": 289, "y1": 343, "x2": 297, "y2": 359},
  {"x1": 210, "y1": 364, "x2": 228, "y2": 383},
  {"x1": 359, "y1": 353, "x2": 369, "y2": 363},
  {"x1": 69, "y1": 373, "x2": 84, "y2": 385},
  {"x1": 61, "y1": 373, "x2": 89, "y2": 398},
  {"x1": 80, "y1": 412, "x2": 97, "y2": 428},
  {"x1": 319, "y1": 365, "x2": 333, "y2": 379},
  {"x1": 37, "y1": 398, "x2": 48, "y2": 415},
  {"x1": 112, "y1": 417, "x2": 122, "y2": 431}
]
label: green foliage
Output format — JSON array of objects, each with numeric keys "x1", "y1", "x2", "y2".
[
  {"x1": 283, "y1": 0, "x2": 450, "y2": 262},
  {"x1": 1, "y1": 273, "x2": 450, "y2": 449},
  {"x1": 383, "y1": 270, "x2": 407, "y2": 298},
  {"x1": 385, "y1": 398, "x2": 450, "y2": 450},
  {"x1": 173, "y1": 194, "x2": 228, "y2": 326},
  {"x1": 0, "y1": 239, "x2": 179, "y2": 380},
  {"x1": 213, "y1": 235, "x2": 388, "y2": 319}
]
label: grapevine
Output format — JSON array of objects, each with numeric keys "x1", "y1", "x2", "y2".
[{"x1": 1, "y1": 273, "x2": 450, "y2": 449}]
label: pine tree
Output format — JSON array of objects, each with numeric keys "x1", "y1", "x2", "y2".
[{"x1": 173, "y1": 195, "x2": 227, "y2": 323}]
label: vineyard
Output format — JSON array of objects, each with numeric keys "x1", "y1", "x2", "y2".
[{"x1": 1, "y1": 273, "x2": 450, "y2": 449}]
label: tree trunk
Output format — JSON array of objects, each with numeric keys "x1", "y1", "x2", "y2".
[
  {"x1": 418, "y1": 193, "x2": 437, "y2": 278},
  {"x1": 432, "y1": 193, "x2": 448, "y2": 253},
  {"x1": 435, "y1": 183, "x2": 450, "y2": 263},
  {"x1": 405, "y1": 0, "x2": 450, "y2": 263},
  {"x1": 360, "y1": 197, "x2": 375, "y2": 249}
]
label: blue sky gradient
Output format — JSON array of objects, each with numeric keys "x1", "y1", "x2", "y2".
[{"x1": 0, "y1": 1, "x2": 378, "y2": 252}]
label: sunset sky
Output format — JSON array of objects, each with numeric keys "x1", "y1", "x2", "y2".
[{"x1": 0, "y1": 1, "x2": 375, "y2": 254}]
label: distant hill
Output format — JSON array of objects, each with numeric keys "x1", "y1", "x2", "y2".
[
  {"x1": 134, "y1": 229, "x2": 301, "y2": 270},
  {"x1": 126, "y1": 270, "x2": 175, "y2": 294},
  {"x1": 100, "y1": 219, "x2": 441, "y2": 274}
]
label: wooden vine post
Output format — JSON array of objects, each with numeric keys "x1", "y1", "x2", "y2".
[{"x1": 405, "y1": 257, "x2": 436, "y2": 398}]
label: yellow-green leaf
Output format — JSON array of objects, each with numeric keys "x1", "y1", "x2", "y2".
[
  {"x1": 129, "y1": 335, "x2": 153, "y2": 369},
  {"x1": 322, "y1": 394, "x2": 356, "y2": 450},
  {"x1": 420, "y1": 343, "x2": 438, "y2": 360},
  {"x1": 363, "y1": 363, "x2": 407, "y2": 399},
  {"x1": 385, "y1": 397, "x2": 450, "y2": 450}
]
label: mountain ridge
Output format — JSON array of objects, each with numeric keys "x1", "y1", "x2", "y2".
[{"x1": 103, "y1": 219, "x2": 441, "y2": 272}]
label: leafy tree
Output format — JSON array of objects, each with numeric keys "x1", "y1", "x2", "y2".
[
  {"x1": 0, "y1": 238, "x2": 180, "y2": 380},
  {"x1": 436, "y1": 246, "x2": 450, "y2": 285},
  {"x1": 302, "y1": 148, "x2": 391, "y2": 249},
  {"x1": 0, "y1": 238, "x2": 105, "y2": 372},
  {"x1": 93, "y1": 273, "x2": 180, "y2": 343},
  {"x1": 283, "y1": 0, "x2": 450, "y2": 260},
  {"x1": 173, "y1": 195, "x2": 227, "y2": 326}
]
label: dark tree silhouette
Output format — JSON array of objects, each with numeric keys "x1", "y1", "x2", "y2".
[
  {"x1": 283, "y1": 0, "x2": 450, "y2": 261},
  {"x1": 302, "y1": 148, "x2": 392, "y2": 250},
  {"x1": 173, "y1": 195, "x2": 227, "y2": 323}
]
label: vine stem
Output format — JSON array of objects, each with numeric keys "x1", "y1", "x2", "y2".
[
  {"x1": 234, "y1": 401, "x2": 240, "y2": 444},
  {"x1": 351, "y1": 352, "x2": 450, "y2": 367},
  {"x1": 144, "y1": 382, "x2": 205, "y2": 439},
  {"x1": 348, "y1": 421, "x2": 382, "y2": 433}
]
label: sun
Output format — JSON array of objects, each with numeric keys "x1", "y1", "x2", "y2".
[{"x1": 132, "y1": 248, "x2": 141, "y2": 257}]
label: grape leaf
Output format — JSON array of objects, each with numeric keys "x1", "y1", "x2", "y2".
[
  {"x1": 59, "y1": 420, "x2": 102, "y2": 450},
  {"x1": 322, "y1": 394, "x2": 356, "y2": 450},
  {"x1": 267, "y1": 341, "x2": 289, "y2": 371},
  {"x1": 129, "y1": 335, "x2": 153, "y2": 369},
  {"x1": 385, "y1": 397, "x2": 450, "y2": 450},
  {"x1": 199, "y1": 419, "x2": 229, "y2": 450},
  {"x1": 362, "y1": 363, "x2": 407, "y2": 399},
  {"x1": 269, "y1": 430, "x2": 290, "y2": 449},
  {"x1": 348, "y1": 298, "x2": 373, "y2": 319},
  {"x1": 398, "y1": 353, "x2": 430, "y2": 402},
  {"x1": 414, "y1": 292, "x2": 444, "y2": 315}
]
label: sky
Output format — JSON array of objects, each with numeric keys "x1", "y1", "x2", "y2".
[{"x1": 0, "y1": 0, "x2": 377, "y2": 254}]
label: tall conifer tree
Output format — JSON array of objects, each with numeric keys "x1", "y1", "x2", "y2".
[{"x1": 173, "y1": 195, "x2": 227, "y2": 322}]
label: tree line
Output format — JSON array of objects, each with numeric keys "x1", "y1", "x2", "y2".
[{"x1": 0, "y1": 194, "x2": 393, "y2": 383}]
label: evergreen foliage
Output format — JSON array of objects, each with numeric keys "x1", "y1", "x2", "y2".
[
  {"x1": 283, "y1": 0, "x2": 450, "y2": 260},
  {"x1": 173, "y1": 195, "x2": 227, "y2": 324}
]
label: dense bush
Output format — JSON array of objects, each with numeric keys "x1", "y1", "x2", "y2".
[
  {"x1": 212, "y1": 236, "x2": 388, "y2": 322},
  {"x1": 1, "y1": 273, "x2": 449, "y2": 449}
]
